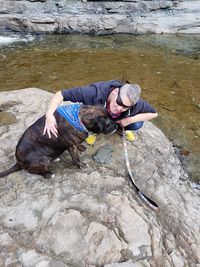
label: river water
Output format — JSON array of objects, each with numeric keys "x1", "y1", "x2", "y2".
[{"x1": 0, "y1": 34, "x2": 199, "y2": 181}]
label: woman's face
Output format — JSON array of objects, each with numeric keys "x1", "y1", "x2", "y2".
[{"x1": 109, "y1": 88, "x2": 132, "y2": 114}]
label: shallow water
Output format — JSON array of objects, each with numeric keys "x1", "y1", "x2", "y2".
[{"x1": 0, "y1": 34, "x2": 200, "y2": 181}]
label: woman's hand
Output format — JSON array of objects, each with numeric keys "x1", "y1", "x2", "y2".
[
  {"x1": 117, "y1": 113, "x2": 158, "y2": 128},
  {"x1": 43, "y1": 91, "x2": 64, "y2": 138},
  {"x1": 117, "y1": 118, "x2": 129, "y2": 127},
  {"x1": 43, "y1": 114, "x2": 58, "y2": 139}
]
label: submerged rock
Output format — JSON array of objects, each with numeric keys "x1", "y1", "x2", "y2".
[{"x1": 0, "y1": 88, "x2": 200, "y2": 266}]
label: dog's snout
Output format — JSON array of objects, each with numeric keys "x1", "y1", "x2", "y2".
[{"x1": 104, "y1": 120, "x2": 117, "y2": 134}]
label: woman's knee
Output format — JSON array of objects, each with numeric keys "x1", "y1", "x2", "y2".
[{"x1": 125, "y1": 121, "x2": 144, "y2": 131}]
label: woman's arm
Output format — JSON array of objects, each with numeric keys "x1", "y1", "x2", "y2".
[
  {"x1": 117, "y1": 113, "x2": 158, "y2": 127},
  {"x1": 43, "y1": 83, "x2": 99, "y2": 138},
  {"x1": 43, "y1": 91, "x2": 63, "y2": 138}
]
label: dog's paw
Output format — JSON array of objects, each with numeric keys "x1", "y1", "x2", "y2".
[
  {"x1": 78, "y1": 144, "x2": 87, "y2": 152},
  {"x1": 43, "y1": 172, "x2": 54, "y2": 179},
  {"x1": 78, "y1": 162, "x2": 89, "y2": 169},
  {"x1": 53, "y1": 158, "x2": 60, "y2": 162}
]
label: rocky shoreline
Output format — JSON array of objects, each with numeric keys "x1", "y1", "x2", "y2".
[
  {"x1": 0, "y1": 0, "x2": 200, "y2": 35},
  {"x1": 0, "y1": 88, "x2": 200, "y2": 266}
]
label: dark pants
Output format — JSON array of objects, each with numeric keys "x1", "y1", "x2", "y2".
[{"x1": 125, "y1": 121, "x2": 144, "y2": 131}]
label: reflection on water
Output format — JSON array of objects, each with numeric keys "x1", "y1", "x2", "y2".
[{"x1": 0, "y1": 34, "x2": 200, "y2": 181}]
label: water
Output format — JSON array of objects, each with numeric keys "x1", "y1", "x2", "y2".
[
  {"x1": 0, "y1": 34, "x2": 199, "y2": 181},
  {"x1": 0, "y1": 34, "x2": 34, "y2": 47}
]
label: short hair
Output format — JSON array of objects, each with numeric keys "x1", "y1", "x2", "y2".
[{"x1": 120, "y1": 83, "x2": 141, "y2": 105}]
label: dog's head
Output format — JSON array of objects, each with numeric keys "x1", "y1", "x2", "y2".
[{"x1": 80, "y1": 105, "x2": 117, "y2": 134}]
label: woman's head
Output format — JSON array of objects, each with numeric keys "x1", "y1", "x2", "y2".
[
  {"x1": 120, "y1": 83, "x2": 141, "y2": 106},
  {"x1": 108, "y1": 83, "x2": 141, "y2": 114}
]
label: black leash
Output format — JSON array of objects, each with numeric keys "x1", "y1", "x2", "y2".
[{"x1": 122, "y1": 128, "x2": 159, "y2": 211}]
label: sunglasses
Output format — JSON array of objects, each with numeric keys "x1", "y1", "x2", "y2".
[{"x1": 116, "y1": 88, "x2": 131, "y2": 109}]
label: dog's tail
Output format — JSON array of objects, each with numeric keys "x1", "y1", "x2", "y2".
[{"x1": 0, "y1": 163, "x2": 22, "y2": 178}]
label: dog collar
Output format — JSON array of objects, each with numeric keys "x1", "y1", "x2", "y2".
[{"x1": 56, "y1": 104, "x2": 87, "y2": 132}]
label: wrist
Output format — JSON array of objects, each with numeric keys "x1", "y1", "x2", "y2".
[
  {"x1": 121, "y1": 118, "x2": 130, "y2": 127},
  {"x1": 46, "y1": 111, "x2": 54, "y2": 118}
]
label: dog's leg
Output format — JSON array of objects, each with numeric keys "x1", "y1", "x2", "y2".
[
  {"x1": 26, "y1": 156, "x2": 52, "y2": 178},
  {"x1": 68, "y1": 145, "x2": 86, "y2": 168},
  {"x1": 77, "y1": 144, "x2": 87, "y2": 152}
]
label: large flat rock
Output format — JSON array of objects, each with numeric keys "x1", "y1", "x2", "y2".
[{"x1": 0, "y1": 88, "x2": 200, "y2": 266}]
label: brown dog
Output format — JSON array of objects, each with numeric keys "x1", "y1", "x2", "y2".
[{"x1": 0, "y1": 105, "x2": 117, "y2": 178}]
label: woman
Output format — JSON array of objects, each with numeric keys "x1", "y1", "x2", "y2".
[{"x1": 43, "y1": 80, "x2": 158, "y2": 142}]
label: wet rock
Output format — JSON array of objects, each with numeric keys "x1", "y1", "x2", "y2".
[
  {"x1": 0, "y1": 88, "x2": 200, "y2": 266},
  {"x1": 161, "y1": 105, "x2": 175, "y2": 112},
  {"x1": 195, "y1": 128, "x2": 200, "y2": 137},
  {"x1": 93, "y1": 144, "x2": 113, "y2": 164},
  {"x1": 191, "y1": 182, "x2": 200, "y2": 190},
  {"x1": 0, "y1": 111, "x2": 17, "y2": 125}
]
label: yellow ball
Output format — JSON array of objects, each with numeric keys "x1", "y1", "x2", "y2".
[
  {"x1": 125, "y1": 131, "x2": 135, "y2": 142},
  {"x1": 86, "y1": 135, "x2": 96, "y2": 145}
]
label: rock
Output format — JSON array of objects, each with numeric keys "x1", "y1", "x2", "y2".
[
  {"x1": 19, "y1": 250, "x2": 49, "y2": 267},
  {"x1": 195, "y1": 129, "x2": 200, "y2": 137},
  {"x1": 191, "y1": 182, "x2": 200, "y2": 190},
  {"x1": 3, "y1": 200, "x2": 39, "y2": 230},
  {"x1": 0, "y1": 111, "x2": 17, "y2": 125},
  {"x1": 93, "y1": 144, "x2": 113, "y2": 163},
  {"x1": 0, "y1": 88, "x2": 200, "y2": 266},
  {"x1": 0, "y1": 0, "x2": 199, "y2": 34},
  {"x1": 105, "y1": 260, "x2": 150, "y2": 267},
  {"x1": 0, "y1": 233, "x2": 14, "y2": 247}
]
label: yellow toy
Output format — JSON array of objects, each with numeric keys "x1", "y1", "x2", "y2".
[
  {"x1": 86, "y1": 135, "x2": 96, "y2": 145},
  {"x1": 125, "y1": 130, "x2": 135, "y2": 142}
]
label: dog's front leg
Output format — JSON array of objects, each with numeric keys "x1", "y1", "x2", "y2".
[
  {"x1": 77, "y1": 144, "x2": 87, "y2": 152},
  {"x1": 68, "y1": 145, "x2": 86, "y2": 168}
]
